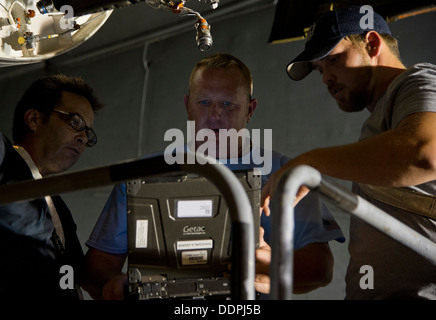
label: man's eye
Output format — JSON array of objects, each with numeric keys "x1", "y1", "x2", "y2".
[
  {"x1": 198, "y1": 100, "x2": 210, "y2": 106},
  {"x1": 70, "y1": 115, "x2": 83, "y2": 129},
  {"x1": 221, "y1": 101, "x2": 235, "y2": 107},
  {"x1": 328, "y1": 56, "x2": 337, "y2": 64}
]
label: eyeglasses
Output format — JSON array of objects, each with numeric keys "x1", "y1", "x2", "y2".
[{"x1": 52, "y1": 109, "x2": 97, "y2": 147}]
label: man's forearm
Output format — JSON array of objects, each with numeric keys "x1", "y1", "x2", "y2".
[
  {"x1": 81, "y1": 248, "x2": 127, "y2": 299},
  {"x1": 292, "y1": 242, "x2": 334, "y2": 294}
]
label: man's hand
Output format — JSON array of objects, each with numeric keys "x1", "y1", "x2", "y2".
[
  {"x1": 82, "y1": 248, "x2": 127, "y2": 300},
  {"x1": 255, "y1": 228, "x2": 271, "y2": 293},
  {"x1": 261, "y1": 170, "x2": 311, "y2": 217},
  {"x1": 101, "y1": 274, "x2": 128, "y2": 300}
]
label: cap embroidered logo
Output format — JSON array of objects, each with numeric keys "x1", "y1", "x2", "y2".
[{"x1": 305, "y1": 23, "x2": 316, "y2": 42}]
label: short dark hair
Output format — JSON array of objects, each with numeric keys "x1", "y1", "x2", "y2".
[
  {"x1": 12, "y1": 74, "x2": 104, "y2": 144},
  {"x1": 345, "y1": 33, "x2": 401, "y2": 61},
  {"x1": 189, "y1": 53, "x2": 254, "y2": 98}
]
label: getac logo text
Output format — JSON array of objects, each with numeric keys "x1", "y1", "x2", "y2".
[{"x1": 183, "y1": 226, "x2": 206, "y2": 234}]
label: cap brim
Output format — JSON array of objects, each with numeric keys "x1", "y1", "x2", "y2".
[{"x1": 286, "y1": 37, "x2": 343, "y2": 81}]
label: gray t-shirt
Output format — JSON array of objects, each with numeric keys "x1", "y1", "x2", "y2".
[{"x1": 346, "y1": 63, "x2": 436, "y2": 299}]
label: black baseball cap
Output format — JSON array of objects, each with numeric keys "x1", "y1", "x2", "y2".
[{"x1": 286, "y1": 6, "x2": 392, "y2": 81}]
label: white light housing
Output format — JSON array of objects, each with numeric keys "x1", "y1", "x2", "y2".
[{"x1": 0, "y1": 0, "x2": 111, "y2": 67}]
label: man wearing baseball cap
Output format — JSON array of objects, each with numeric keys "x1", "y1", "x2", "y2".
[{"x1": 262, "y1": 6, "x2": 436, "y2": 299}]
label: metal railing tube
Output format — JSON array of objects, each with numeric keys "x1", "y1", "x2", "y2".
[
  {"x1": 270, "y1": 165, "x2": 436, "y2": 300},
  {"x1": 318, "y1": 178, "x2": 436, "y2": 266},
  {"x1": 181, "y1": 156, "x2": 255, "y2": 300},
  {"x1": 0, "y1": 152, "x2": 255, "y2": 299},
  {"x1": 270, "y1": 165, "x2": 322, "y2": 300}
]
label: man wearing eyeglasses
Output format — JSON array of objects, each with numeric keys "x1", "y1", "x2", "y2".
[{"x1": 0, "y1": 74, "x2": 104, "y2": 299}]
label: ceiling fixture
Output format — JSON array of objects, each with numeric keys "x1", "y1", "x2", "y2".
[{"x1": 0, "y1": 0, "x2": 218, "y2": 67}]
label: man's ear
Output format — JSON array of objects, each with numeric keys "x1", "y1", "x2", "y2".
[
  {"x1": 246, "y1": 98, "x2": 258, "y2": 124},
  {"x1": 184, "y1": 94, "x2": 190, "y2": 112},
  {"x1": 23, "y1": 108, "x2": 41, "y2": 131},
  {"x1": 184, "y1": 94, "x2": 194, "y2": 121},
  {"x1": 366, "y1": 31, "x2": 382, "y2": 58}
]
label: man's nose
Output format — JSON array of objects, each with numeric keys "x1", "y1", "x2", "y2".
[
  {"x1": 208, "y1": 102, "x2": 222, "y2": 119},
  {"x1": 322, "y1": 67, "x2": 335, "y2": 85},
  {"x1": 75, "y1": 130, "x2": 88, "y2": 146}
]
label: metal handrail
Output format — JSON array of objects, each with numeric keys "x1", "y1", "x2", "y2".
[
  {"x1": 0, "y1": 152, "x2": 255, "y2": 300},
  {"x1": 270, "y1": 165, "x2": 436, "y2": 300}
]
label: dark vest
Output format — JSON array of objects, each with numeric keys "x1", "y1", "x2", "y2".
[{"x1": 0, "y1": 134, "x2": 84, "y2": 299}]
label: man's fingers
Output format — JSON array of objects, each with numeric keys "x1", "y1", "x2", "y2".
[
  {"x1": 254, "y1": 274, "x2": 271, "y2": 294},
  {"x1": 293, "y1": 185, "x2": 311, "y2": 206},
  {"x1": 260, "y1": 196, "x2": 271, "y2": 216}
]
